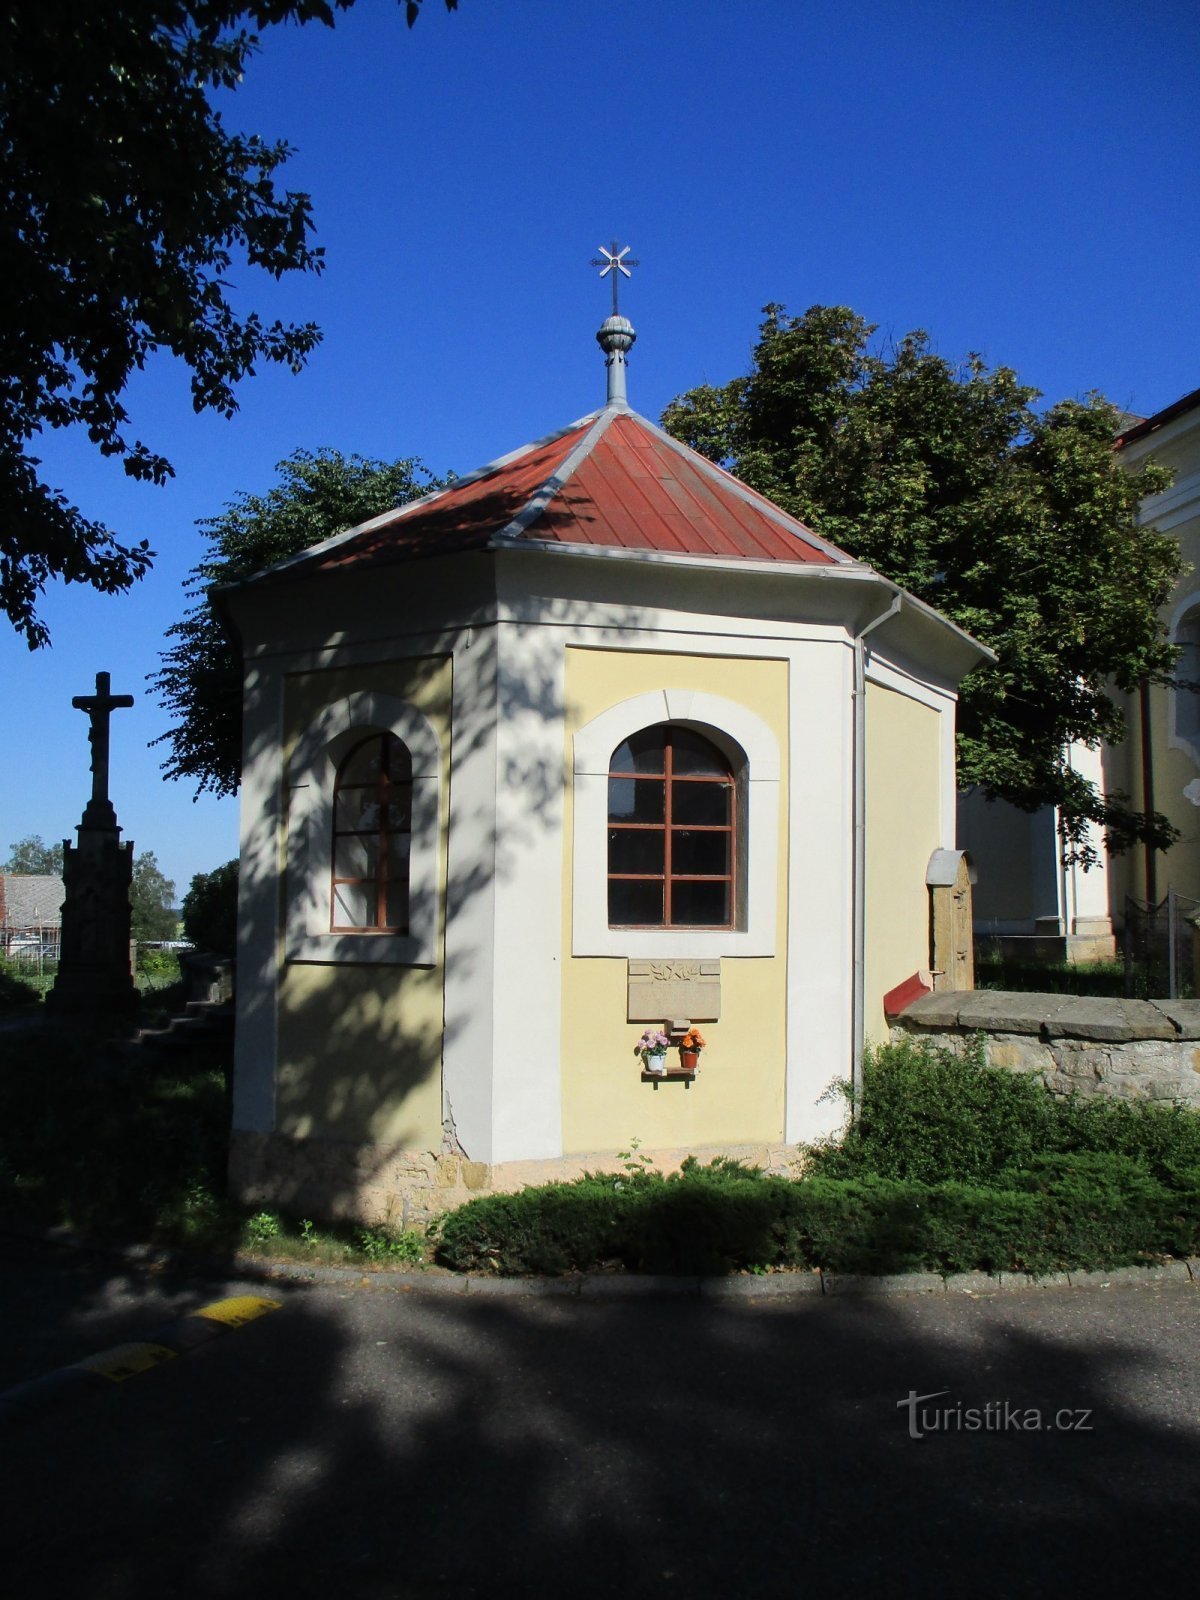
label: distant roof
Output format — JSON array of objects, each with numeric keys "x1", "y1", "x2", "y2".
[
  {"x1": 1115, "y1": 386, "x2": 1200, "y2": 448},
  {"x1": 0, "y1": 874, "x2": 65, "y2": 928},
  {"x1": 252, "y1": 404, "x2": 859, "y2": 583}
]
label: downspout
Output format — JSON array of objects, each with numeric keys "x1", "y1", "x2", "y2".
[{"x1": 852, "y1": 589, "x2": 903, "y2": 1115}]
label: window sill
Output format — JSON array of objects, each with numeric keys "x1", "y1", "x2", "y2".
[{"x1": 286, "y1": 931, "x2": 435, "y2": 967}]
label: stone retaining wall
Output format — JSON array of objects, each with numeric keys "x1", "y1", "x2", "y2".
[{"x1": 893, "y1": 990, "x2": 1200, "y2": 1105}]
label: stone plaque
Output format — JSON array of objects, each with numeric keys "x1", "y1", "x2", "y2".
[{"x1": 627, "y1": 959, "x2": 721, "y2": 1022}]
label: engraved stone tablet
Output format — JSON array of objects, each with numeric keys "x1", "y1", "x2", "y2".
[{"x1": 627, "y1": 959, "x2": 720, "y2": 1022}]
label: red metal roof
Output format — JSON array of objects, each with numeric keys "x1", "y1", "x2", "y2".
[{"x1": 295, "y1": 406, "x2": 852, "y2": 577}]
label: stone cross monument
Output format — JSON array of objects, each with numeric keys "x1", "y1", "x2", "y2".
[{"x1": 47, "y1": 671, "x2": 138, "y2": 1015}]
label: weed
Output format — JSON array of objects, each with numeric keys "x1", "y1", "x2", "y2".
[
  {"x1": 355, "y1": 1225, "x2": 427, "y2": 1265},
  {"x1": 245, "y1": 1211, "x2": 282, "y2": 1246}
]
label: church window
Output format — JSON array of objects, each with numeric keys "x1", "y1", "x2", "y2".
[
  {"x1": 607, "y1": 726, "x2": 736, "y2": 928},
  {"x1": 331, "y1": 732, "x2": 413, "y2": 932}
]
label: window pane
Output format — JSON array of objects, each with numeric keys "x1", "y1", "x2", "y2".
[
  {"x1": 385, "y1": 879, "x2": 409, "y2": 932},
  {"x1": 671, "y1": 879, "x2": 730, "y2": 926},
  {"x1": 334, "y1": 834, "x2": 378, "y2": 879},
  {"x1": 608, "y1": 879, "x2": 664, "y2": 925},
  {"x1": 672, "y1": 780, "x2": 731, "y2": 826},
  {"x1": 608, "y1": 777, "x2": 665, "y2": 823},
  {"x1": 611, "y1": 727, "x2": 667, "y2": 774},
  {"x1": 385, "y1": 740, "x2": 413, "y2": 783},
  {"x1": 670, "y1": 729, "x2": 729, "y2": 775},
  {"x1": 608, "y1": 828, "x2": 665, "y2": 875},
  {"x1": 672, "y1": 829, "x2": 730, "y2": 876},
  {"x1": 333, "y1": 883, "x2": 373, "y2": 929},
  {"x1": 339, "y1": 735, "x2": 386, "y2": 783},
  {"x1": 335, "y1": 787, "x2": 380, "y2": 830}
]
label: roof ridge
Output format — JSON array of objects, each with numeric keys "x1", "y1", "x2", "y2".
[
  {"x1": 232, "y1": 412, "x2": 603, "y2": 586},
  {"x1": 488, "y1": 405, "x2": 620, "y2": 546},
  {"x1": 614, "y1": 408, "x2": 855, "y2": 565}
]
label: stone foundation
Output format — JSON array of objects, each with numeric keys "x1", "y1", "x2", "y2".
[
  {"x1": 893, "y1": 990, "x2": 1200, "y2": 1105},
  {"x1": 229, "y1": 1131, "x2": 804, "y2": 1227}
]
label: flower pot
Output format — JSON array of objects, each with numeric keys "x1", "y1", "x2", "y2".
[
  {"x1": 644, "y1": 1054, "x2": 667, "y2": 1074},
  {"x1": 679, "y1": 1049, "x2": 700, "y2": 1072}
]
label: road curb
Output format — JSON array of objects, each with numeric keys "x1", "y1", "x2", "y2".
[{"x1": 5, "y1": 1219, "x2": 1200, "y2": 1302}]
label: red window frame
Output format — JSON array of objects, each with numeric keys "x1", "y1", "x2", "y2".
[
  {"x1": 331, "y1": 732, "x2": 412, "y2": 932},
  {"x1": 607, "y1": 726, "x2": 736, "y2": 929}
]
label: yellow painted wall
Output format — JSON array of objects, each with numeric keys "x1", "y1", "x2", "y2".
[
  {"x1": 276, "y1": 657, "x2": 451, "y2": 1146},
  {"x1": 560, "y1": 647, "x2": 789, "y2": 1154},
  {"x1": 1109, "y1": 501, "x2": 1200, "y2": 908},
  {"x1": 864, "y1": 681, "x2": 941, "y2": 1041}
]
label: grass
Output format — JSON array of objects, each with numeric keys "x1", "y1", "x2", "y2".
[
  {"x1": 974, "y1": 955, "x2": 1129, "y2": 997},
  {"x1": 0, "y1": 1020, "x2": 433, "y2": 1269}
]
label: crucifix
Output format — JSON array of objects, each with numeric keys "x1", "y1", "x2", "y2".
[
  {"x1": 72, "y1": 671, "x2": 134, "y2": 807},
  {"x1": 591, "y1": 240, "x2": 639, "y2": 317}
]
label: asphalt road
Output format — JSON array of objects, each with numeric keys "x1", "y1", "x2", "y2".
[{"x1": 1, "y1": 1237, "x2": 1198, "y2": 1599}]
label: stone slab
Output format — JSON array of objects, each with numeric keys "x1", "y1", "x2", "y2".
[
  {"x1": 699, "y1": 1272, "x2": 824, "y2": 1299},
  {"x1": 943, "y1": 1271, "x2": 1003, "y2": 1294},
  {"x1": 820, "y1": 1271, "x2": 945, "y2": 1296},
  {"x1": 895, "y1": 992, "x2": 964, "y2": 1028},
  {"x1": 954, "y1": 990, "x2": 1074, "y2": 1035},
  {"x1": 1068, "y1": 1263, "x2": 1193, "y2": 1289},
  {"x1": 1152, "y1": 1000, "x2": 1200, "y2": 1040},
  {"x1": 579, "y1": 1275, "x2": 701, "y2": 1297},
  {"x1": 465, "y1": 1275, "x2": 579, "y2": 1296},
  {"x1": 627, "y1": 959, "x2": 720, "y2": 1022},
  {"x1": 1046, "y1": 997, "x2": 1176, "y2": 1043}
]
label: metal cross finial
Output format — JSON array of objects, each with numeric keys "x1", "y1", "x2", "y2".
[
  {"x1": 72, "y1": 670, "x2": 134, "y2": 808},
  {"x1": 591, "y1": 240, "x2": 639, "y2": 317}
]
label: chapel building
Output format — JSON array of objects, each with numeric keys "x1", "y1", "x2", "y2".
[{"x1": 222, "y1": 307, "x2": 988, "y2": 1221}]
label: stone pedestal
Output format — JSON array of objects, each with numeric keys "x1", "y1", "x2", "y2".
[{"x1": 47, "y1": 809, "x2": 137, "y2": 1015}]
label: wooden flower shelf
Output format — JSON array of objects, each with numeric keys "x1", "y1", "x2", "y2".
[{"x1": 640, "y1": 1068, "x2": 697, "y2": 1088}]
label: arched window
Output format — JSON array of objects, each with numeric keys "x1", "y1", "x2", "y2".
[
  {"x1": 607, "y1": 725, "x2": 735, "y2": 928},
  {"x1": 331, "y1": 732, "x2": 413, "y2": 932}
]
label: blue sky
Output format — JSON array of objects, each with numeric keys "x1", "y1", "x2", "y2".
[{"x1": 3, "y1": 0, "x2": 1198, "y2": 899}]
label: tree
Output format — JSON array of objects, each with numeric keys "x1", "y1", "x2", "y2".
[
  {"x1": 130, "y1": 851, "x2": 178, "y2": 942},
  {"x1": 182, "y1": 859, "x2": 239, "y2": 953},
  {"x1": 661, "y1": 304, "x2": 1180, "y2": 861},
  {"x1": 3, "y1": 836, "x2": 65, "y2": 875},
  {"x1": 152, "y1": 446, "x2": 442, "y2": 795},
  {"x1": 1, "y1": 1, "x2": 457, "y2": 648}
]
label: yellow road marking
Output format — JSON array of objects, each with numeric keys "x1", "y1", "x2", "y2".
[
  {"x1": 193, "y1": 1295, "x2": 283, "y2": 1328},
  {"x1": 76, "y1": 1342, "x2": 178, "y2": 1383}
]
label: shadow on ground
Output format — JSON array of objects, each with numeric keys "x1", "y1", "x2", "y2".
[{"x1": 1, "y1": 1244, "x2": 1197, "y2": 1597}]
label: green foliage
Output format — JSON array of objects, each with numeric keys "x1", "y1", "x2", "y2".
[
  {"x1": 975, "y1": 955, "x2": 1128, "y2": 997},
  {"x1": 1, "y1": 1, "x2": 457, "y2": 648},
  {"x1": 129, "y1": 850, "x2": 178, "y2": 943},
  {"x1": 809, "y1": 1036, "x2": 1200, "y2": 1187},
  {"x1": 355, "y1": 1225, "x2": 428, "y2": 1264},
  {"x1": 0, "y1": 1028, "x2": 236, "y2": 1247},
  {"x1": 182, "y1": 859, "x2": 239, "y2": 953},
  {"x1": 0, "y1": 963, "x2": 42, "y2": 1012},
  {"x1": 437, "y1": 1042, "x2": 1200, "y2": 1277},
  {"x1": 2, "y1": 835, "x2": 64, "y2": 875},
  {"x1": 662, "y1": 305, "x2": 1181, "y2": 859},
  {"x1": 245, "y1": 1210, "x2": 283, "y2": 1245},
  {"x1": 808, "y1": 1036, "x2": 1058, "y2": 1186},
  {"x1": 2, "y1": 838, "x2": 63, "y2": 876},
  {"x1": 152, "y1": 449, "x2": 443, "y2": 795}
]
